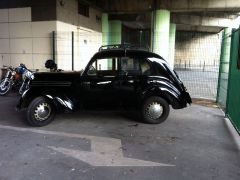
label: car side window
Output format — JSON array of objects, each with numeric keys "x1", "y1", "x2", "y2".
[
  {"x1": 87, "y1": 58, "x2": 118, "y2": 76},
  {"x1": 140, "y1": 59, "x2": 151, "y2": 75},
  {"x1": 120, "y1": 57, "x2": 140, "y2": 75}
]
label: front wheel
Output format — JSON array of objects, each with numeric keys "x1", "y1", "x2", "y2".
[
  {"x1": 27, "y1": 96, "x2": 56, "y2": 127},
  {"x1": 142, "y1": 96, "x2": 170, "y2": 124},
  {"x1": 0, "y1": 78, "x2": 12, "y2": 95}
]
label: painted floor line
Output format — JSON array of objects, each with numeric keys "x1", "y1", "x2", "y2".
[{"x1": 0, "y1": 124, "x2": 175, "y2": 167}]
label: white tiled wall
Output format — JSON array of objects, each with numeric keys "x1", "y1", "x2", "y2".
[
  {"x1": 9, "y1": 22, "x2": 32, "y2": 38},
  {"x1": 10, "y1": 38, "x2": 32, "y2": 54},
  {"x1": 32, "y1": 21, "x2": 56, "y2": 38},
  {"x1": 0, "y1": 39, "x2": 10, "y2": 53},
  {"x1": 0, "y1": 6, "x2": 103, "y2": 72},
  {"x1": 0, "y1": 8, "x2": 56, "y2": 71},
  {"x1": 33, "y1": 38, "x2": 52, "y2": 54},
  {"x1": 0, "y1": 9, "x2": 8, "y2": 22},
  {"x1": 0, "y1": 23, "x2": 9, "y2": 38}
]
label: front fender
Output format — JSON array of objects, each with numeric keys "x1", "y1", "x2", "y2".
[{"x1": 16, "y1": 88, "x2": 75, "y2": 112}]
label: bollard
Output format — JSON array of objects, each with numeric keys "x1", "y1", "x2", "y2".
[
  {"x1": 185, "y1": 61, "x2": 187, "y2": 70},
  {"x1": 203, "y1": 61, "x2": 205, "y2": 72}
]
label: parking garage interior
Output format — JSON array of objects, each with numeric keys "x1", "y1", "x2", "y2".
[{"x1": 0, "y1": 0, "x2": 240, "y2": 179}]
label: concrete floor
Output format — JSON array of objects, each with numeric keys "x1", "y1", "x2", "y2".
[{"x1": 0, "y1": 93, "x2": 239, "y2": 180}]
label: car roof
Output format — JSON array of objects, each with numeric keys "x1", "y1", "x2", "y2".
[{"x1": 92, "y1": 49, "x2": 164, "y2": 61}]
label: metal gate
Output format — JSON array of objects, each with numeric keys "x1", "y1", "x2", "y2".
[
  {"x1": 226, "y1": 28, "x2": 240, "y2": 134},
  {"x1": 216, "y1": 28, "x2": 232, "y2": 110}
]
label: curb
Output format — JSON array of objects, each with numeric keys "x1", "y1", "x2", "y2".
[{"x1": 224, "y1": 117, "x2": 240, "y2": 151}]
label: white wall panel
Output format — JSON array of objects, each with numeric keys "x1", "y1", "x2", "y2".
[
  {"x1": 0, "y1": 23, "x2": 9, "y2": 38},
  {"x1": 9, "y1": 7, "x2": 31, "y2": 22},
  {"x1": 32, "y1": 21, "x2": 56, "y2": 38},
  {"x1": 10, "y1": 38, "x2": 32, "y2": 54},
  {"x1": 10, "y1": 54, "x2": 33, "y2": 69},
  {"x1": 0, "y1": 9, "x2": 8, "y2": 23},
  {"x1": 9, "y1": 22, "x2": 32, "y2": 38},
  {"x1": 32, "y1": 54, "x2": 52, "y2": 70},
  {"x1": 33, "y1": 38, "x2": 52, "y2": 54},
  {"x1": 0, "y1": 39, "x2": 10, "y2": 53}
]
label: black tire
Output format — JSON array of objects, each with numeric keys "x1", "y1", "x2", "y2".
[
  {"x1": 27, "y1": 96, "x2": 55, "y2": 127},
  {"x1": 142, "y1": 96, "x2": 170, "y2": 124},
  {"x1": 0, "y1": 79, "x2": 12, "y2": 96}
]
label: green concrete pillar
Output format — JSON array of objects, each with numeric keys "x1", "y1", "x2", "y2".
[
  {"x1": 109, "y1": 20, "x2": 122, "y2": 44},
  {"x1": 102, "y1": 13, "x2": 109, "y2": 46},
  {"x1": 152, "y1": 9, "x2": 170, "y2": 61},
  {"x1": 168, "y1": 23, "x2": 176, "y2": 69}
]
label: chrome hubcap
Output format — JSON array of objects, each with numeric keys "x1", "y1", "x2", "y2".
[
  {"x1": 145, "y1": 102, "x2": 163, "y2": 120},
  {"x1": 34, "y1": 103, "x2": 51, "y2": 121}
]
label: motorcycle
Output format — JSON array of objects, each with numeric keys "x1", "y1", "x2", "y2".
[
  {"x1": 0, "y1": 64, "x2": 34, "y2": 95},
  {"x1": 19, "y1": 68, "x2": 34, "y2": 95}
]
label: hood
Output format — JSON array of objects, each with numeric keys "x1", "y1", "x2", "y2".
[
  {"x1": 33, "y1": 71, "x2": 81, "y2": 81},
  {"x1": 30, "y1": 71, "x2": 81, "y2": 87}
]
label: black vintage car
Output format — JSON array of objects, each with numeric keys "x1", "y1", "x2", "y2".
[{"x1": 17, "y1": 44, "x2": 191, "y2": 126}]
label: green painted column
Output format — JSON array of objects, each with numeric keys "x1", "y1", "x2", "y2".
[
  {"x1": 102, "y1": 13, "x2": 109, "y2": 45},
  {"x1": 169, "y1": 23, "x2": 176, "y2": 69},
  {"x1": 109, "y1": 20, "x2": 122, "y2": 44},
  {"x1": 216, "y1": 27, "x2": 232, "y2": 106},
  {"x1": 152, "y1": 9, "x2": 170, "y2": 61}
]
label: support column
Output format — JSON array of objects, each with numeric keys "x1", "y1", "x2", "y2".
[
  {"x1": 168, "y1": 23, "x2": 176, "y2": 69},
  {"x1": 102, "y1": 13, "x2": 109, "y2": 46},
  {"x1": 152, "y1": 9, "x2": 170, "y2": 61},
  {"x1": 109, "y1": 20, "x2": 122, "y2": 44}
]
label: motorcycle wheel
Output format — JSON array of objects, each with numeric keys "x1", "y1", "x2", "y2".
[{"x1": 0, "y1": 79, "x2": 12, "y2": 96}]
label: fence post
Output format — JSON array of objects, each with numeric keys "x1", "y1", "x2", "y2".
[
  {"x1": 52, "y1": 31, "x2": 55, "y2": 62},
  {"x1": 72, "y1": 31, "x2": 74, "y2": 71}
]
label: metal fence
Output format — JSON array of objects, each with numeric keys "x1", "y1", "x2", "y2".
[{"x1": 174, "y1": 31, "x2": 222, "y2": 100}]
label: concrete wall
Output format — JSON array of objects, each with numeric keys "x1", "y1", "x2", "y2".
[
  {"x1": 54, "y1": 0, "x2": 102, "y2": 70},
  {"x1": 55, "y1": 21, "x2": 102, "y2": 71},
  {"x1": 0, "y1": 3, "x2": 103, "y2": 71},
  {"x1": 56, "y1": 0, "x2": 102, "y2": 32},
  {"x1": 175, "y1": 31, "x2": 221, "y2": 67},
  {"x1": 0, "y1": 7, "x2": 56, "y2": 70}
]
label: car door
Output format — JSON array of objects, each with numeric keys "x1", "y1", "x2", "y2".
[
  {"x1": 117, "y1": 57, "x2": 143, "y2": 108},
  {"x1": 80, "y1": 57, "x2": 120, "y2": 109}
]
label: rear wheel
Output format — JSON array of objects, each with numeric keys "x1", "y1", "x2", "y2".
[
  {"x1": 142, "y1": 96, "x2": 170, "y2": 124},
  {"x1": 0, "y1": 78, "x2": 12, "y2": 96},
  {"x1": 27, "y1": 96, "x2": 55, "y2": 127}
]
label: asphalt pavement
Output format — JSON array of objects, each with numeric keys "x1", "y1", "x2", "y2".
[{"x1": 0, "y1": 93, "x2": 239, "y2": 180}]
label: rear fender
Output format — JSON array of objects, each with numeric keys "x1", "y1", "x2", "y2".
[{"x1": 142, "y1": 80, "x2": 186, "y2": 109}]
